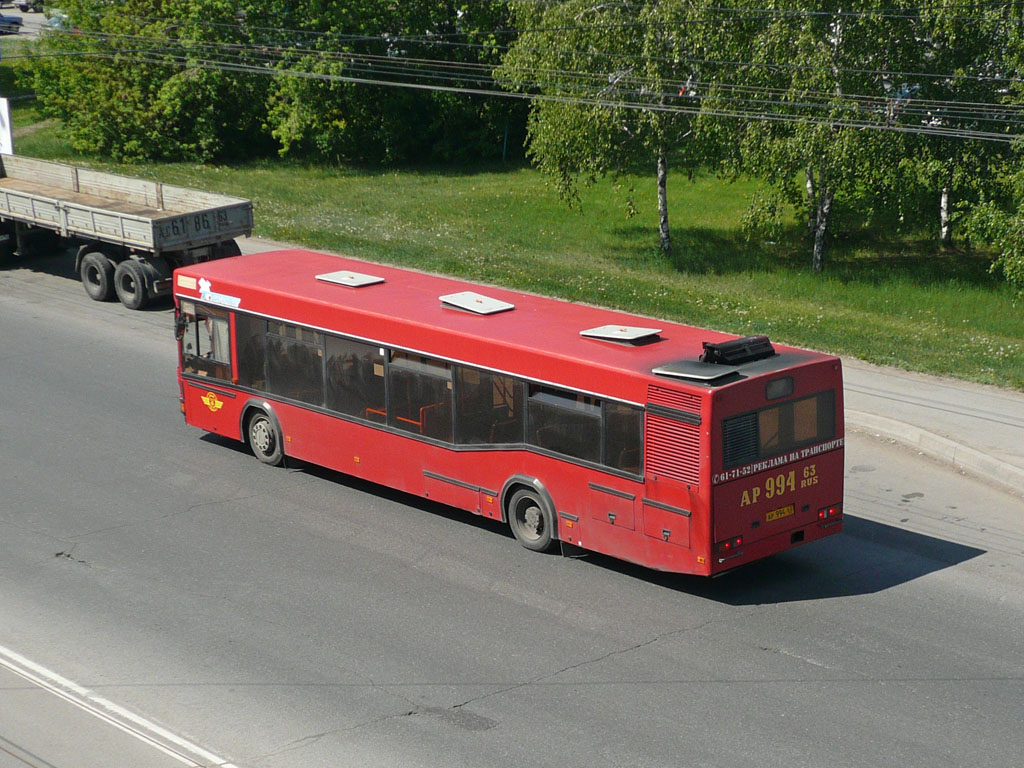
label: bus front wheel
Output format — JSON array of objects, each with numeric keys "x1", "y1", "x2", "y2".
[
  {"x1": 247, "y1": 411, "x2": 284, "y2": 466},
  {"x1": 508, "y1": 488, "x2": 557, "y2": 553}
]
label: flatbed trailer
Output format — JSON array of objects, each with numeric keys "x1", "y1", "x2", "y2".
[{"x1": 0, "y1": 154, "x2": 253, "y2": 309}]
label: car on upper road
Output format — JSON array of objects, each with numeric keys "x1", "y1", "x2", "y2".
[{"x1": 0, "y1": 14, "x2": 23, "y2": 34}]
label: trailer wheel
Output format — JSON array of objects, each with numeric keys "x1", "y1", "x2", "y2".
[
  {"x1": 247, "y1": 411, "x2": 284, "y2": 466},
  {"x1": 80, "y1": 252, "x2": 115, "y2": 302},
  {"x1": 216, "y1": 239, "x2": 242, "y2": 259},
  {"x1": 114, "y1": 259, "x2": 149, "y2": 310},
  {"x1": 507, "y1": 488, "x2": 557, "y2": 553}
]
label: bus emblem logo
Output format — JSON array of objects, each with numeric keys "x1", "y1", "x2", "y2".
[{"x1": 201, "y1": 391, "x2": 224, "y2": 412}]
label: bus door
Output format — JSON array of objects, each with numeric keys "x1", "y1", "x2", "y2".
[{"x1": 176, "y1": 300, "x2": 239, "y2": 437}]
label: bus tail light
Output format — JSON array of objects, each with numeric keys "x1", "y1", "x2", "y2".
[
  {"x1": 715, "y1": 536, "x2": 743, "y2": 554},
  {"x1": 818, "y1": 504, "x2": 842, "y2": 520}
]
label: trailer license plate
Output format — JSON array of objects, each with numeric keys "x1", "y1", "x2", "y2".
[{"x1": 766, "y1": 504, "x2": 795, "y2": 523}]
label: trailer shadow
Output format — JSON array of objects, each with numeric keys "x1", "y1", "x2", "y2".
[
  {"x1": 1, "y1": 247, "x2": 174, "y2": 311},
  {"x1": 1, "y1": 244, "x2": 77, "y2": 280}
]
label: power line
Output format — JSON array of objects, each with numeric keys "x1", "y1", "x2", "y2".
[
  {"x1": 19, "y1": 10, "x2": 1024, "y2": 144},
  {"x1": 31, "y1": 44, "x2": 1017, "y2": 143},
  {"x1": 33, "y1": 5, "x2": 1024, "y2": 88}
]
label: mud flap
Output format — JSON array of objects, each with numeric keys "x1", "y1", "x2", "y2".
[{"x1": 559, "y1": 540, "x2": 589, "y2": 560}]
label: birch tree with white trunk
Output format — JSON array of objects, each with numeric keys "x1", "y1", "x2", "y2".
[{"x1": 498, "y1": 1, "x2": 715, "y2": 255}]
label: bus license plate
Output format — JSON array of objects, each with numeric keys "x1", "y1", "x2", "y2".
[{"x1": 766, "y1": 504, "x2": 795, "y2": 523}]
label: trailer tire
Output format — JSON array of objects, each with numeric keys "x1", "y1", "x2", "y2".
[
  {"x1": 114, "y1": 259, "x2": 149, "y2": 310},
  {"x1": 216, "y1": 239, "x2": 242, "y2": 259},
  {"x1": 80, "y1": 252, "x2": 116, "y2": 302},
  {"x1": 0, "y1": 227, "x2": 15, "y2": 263}
]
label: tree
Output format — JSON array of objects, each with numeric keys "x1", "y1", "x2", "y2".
[
  {"x1": 261, "y1": 1, "x2": 525, "y2": 164},
  {"x1": 906, "y1": 1, "x2": 1015, "y2": 245},
  {"x1": 28, "y1": 1, "x2": 526, "y2": 165},
  {"x1": 960, "y1": 4, "x2": 1024, "y2": 297},
  {"x1": 703, "y1": 0, "x2": 926, "y2": 271},
  {"x1": 497, "y1": 1, "x2": 715, "y2": 254},
  {"x1": 28, "y1": 0, "x2": 276, "y2": 162}
]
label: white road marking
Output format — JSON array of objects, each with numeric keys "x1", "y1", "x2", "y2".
[{"x1": 0, "y1": 644, "x2": 238, "y2": 768}]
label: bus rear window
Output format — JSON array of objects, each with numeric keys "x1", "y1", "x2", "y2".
[{"x1": 722, "y1": 390, "x2": 835, "y2": 469}]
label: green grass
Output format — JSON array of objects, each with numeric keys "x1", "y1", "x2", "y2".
[
  {"x1": 0, "y1": 38, "x2": 44, "y2": 129},
  {"x1": 9, "y1": 112, "x2": 1024, "y2": 390}
]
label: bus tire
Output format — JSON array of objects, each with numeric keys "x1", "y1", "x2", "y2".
[
  {"x1": 247, "y1": 410, "x2": 284, "y2": 466},
  {"x1": 80, "y1": 252, "x2": 116, "y2": 302},
  {"x1": 114, "y1": 259, "x2": 149, "y2": 310},
  {"x1": 507, "y1": 488, "x2": 557, "y2": 553}
]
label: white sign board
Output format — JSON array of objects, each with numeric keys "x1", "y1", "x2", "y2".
[{"x1": 0, "y1": 98, "x2": 12, "y2": 155}]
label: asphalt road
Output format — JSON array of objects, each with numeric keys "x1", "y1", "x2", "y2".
[
  {"x1": 0, "y1": 6, "x2": 46, "y2": 40},
  {"x1": 2, "y1": 249, "x2": 1023, "y2": 768}
]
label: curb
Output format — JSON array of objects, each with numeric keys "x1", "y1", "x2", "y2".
[{"x1": 846, "y1": 409, "x2": 1024, "y2": 499}]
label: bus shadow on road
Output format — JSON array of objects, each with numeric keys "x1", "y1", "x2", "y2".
[
  {"x1": 207, "y1": 441, "x2": 984, "y2": 604},
  {"x1": 629, "y1": 515, "x2": 983, "y2": 605}
]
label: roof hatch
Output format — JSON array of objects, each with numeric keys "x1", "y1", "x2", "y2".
[
  {"x1": 580, "y1": 325, "x2": 662, "y2": 345},
  {"x1": 316, "y1": 270, "x2": 385, "y2": 288},
  {"x1": 652, "y1": 360, "x2": 739, "y2": 382},
  {"x1": 440, "y1": 291, "x2": 515, "y2": 315}
]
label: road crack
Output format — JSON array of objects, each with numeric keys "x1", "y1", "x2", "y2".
[{"x1": 451, "y1": 619, "x2": 715, "y2": 711}]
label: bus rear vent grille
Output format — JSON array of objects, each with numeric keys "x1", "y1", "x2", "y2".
[
  {"x1": 722, "y1": 412, "x2": 759, "y2": 468},
  {"x1": 647, "y1": 385, "x2": 701, "y2": 414},
  {"x1": 646, "y1": 412, "x2": 701, "y2": 486}
]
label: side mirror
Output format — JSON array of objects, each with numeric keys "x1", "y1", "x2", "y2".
[{"x1": 174, "y1": 313, "x2": 188, "y2": 341}]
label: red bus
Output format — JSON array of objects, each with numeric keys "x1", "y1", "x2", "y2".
[{"x1": 174, "y1": 250, "x2": 843, "y2": 576}]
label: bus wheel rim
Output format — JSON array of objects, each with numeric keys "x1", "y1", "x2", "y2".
[
  {"x1": 252, "y1": 419, "x2": 272, "y2": 453},
  {"x1": 521, "y1": 504, "x2": 542, "y2": 540}
]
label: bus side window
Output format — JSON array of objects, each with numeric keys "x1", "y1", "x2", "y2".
[
  {"x1": 266, "y1": 322, "x2": 324, "y2": 407},
  {"x1": 235, "y1": 313, "x2": 266, "y2": 390},
  {"x1": 604, "y1": 402, "x2": 643, "y2": 474},
  {"x1": 180, "y1": 302, "x2": 232, "y2": 381},
  {"x1": 455, "y1": 368, "x2": 524, "y2": 445},
  {"x1": 325, "y1": 336, "x2": 386, "y2": 420},
  {"x1": 388, "y1": 351, "x2": 452, "y2": 442},
  {"x1": 527, "y1": 385, "x2": 601, "y2": 463}
]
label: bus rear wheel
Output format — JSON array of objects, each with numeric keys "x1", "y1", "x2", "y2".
[
  {"x1": 247, "y1": 411, "x2": 284, "y2": 466},
  {"x1": 508, "y1": 488, "x2": 557, "y2": 553}
]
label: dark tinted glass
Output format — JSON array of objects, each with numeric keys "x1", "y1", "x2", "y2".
[
  {"x1": 527, "y1": 385, "x2": 600, "y2": 463},
  {"x1": 604, "y1": 401, "x2": 643, "y2": 474},
  {"x1": 325, "y1": 336, "x2": 386, "y2": 420},
  {"x1": 455, "y1": 368, "x2": 524, "y2": 445},
  {"x1": 388, "y1": 352, "x2": 452, "y2": 442},
  {"x1": 235, "y1": 313, "x2": 266, "y2": 390},
  {"x1": 266, "y1": 323, "x2": 324, "y2": 406}
]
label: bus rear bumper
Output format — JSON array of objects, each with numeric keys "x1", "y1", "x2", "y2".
[{"x1": 710, "y1": 517, "x2": 843, "y2": 574}]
